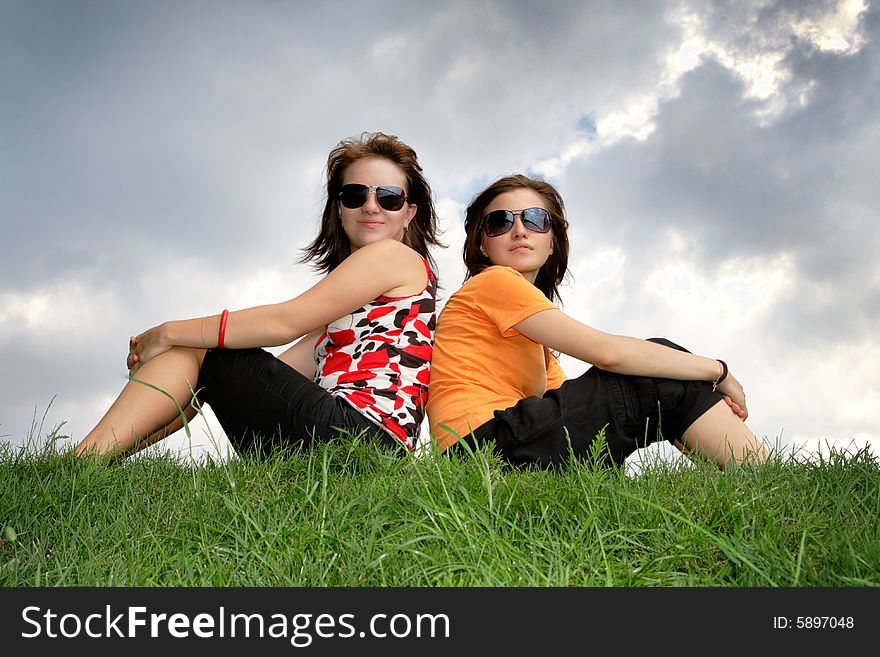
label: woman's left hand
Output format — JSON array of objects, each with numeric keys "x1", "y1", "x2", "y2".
[
  {"x1": 127, "y1": 324, "x2": 170, "y2": 374},
  {"x1": 717, "y1": 373, "x2": 748, "y2": 421},
  {"x1": 722, "y1": 395, "x2": 746, "y2": 420}
]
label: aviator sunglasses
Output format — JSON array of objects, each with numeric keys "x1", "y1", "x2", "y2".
[
  {"x1": 338, "y1": 184, "x2": 408, "y2": 211},
  {"x1": 482, "y1": 207, "x2": 552, "y2": 237}
]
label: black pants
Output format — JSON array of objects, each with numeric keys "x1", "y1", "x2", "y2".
[
  {"x1": 461, "y1": 338, "x2": 723, "y2": 469},
  {"x1": 195, "y1": 348, "x2": 395, "y2": 457}
]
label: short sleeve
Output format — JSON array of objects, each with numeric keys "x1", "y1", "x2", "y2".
[{"x1": 472, "y1": 267, "x2": 557, "y2": 337}]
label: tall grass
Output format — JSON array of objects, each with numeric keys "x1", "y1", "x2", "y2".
[{"x1": 1, "y1": 425, "x2": 878, "y2": 587}]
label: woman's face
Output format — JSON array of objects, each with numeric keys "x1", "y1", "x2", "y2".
[
  {"x1": 479, "y1": 188, "x2": 554, "y2": 284},
  {"x1": 339, "y1": 156, "x2": 417, "y2": 252}
]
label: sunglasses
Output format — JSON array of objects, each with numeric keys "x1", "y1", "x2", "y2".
[
  {"x1": 338, "y1": 184, "x2": 408, "y2": 211},
  {"x1": 482, "y1": 207, "x2": 552, "y2": 237}
]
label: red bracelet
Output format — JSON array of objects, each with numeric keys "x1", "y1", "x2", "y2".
[{"x1": 217, "y1": 309, "x2": 229, "y2": 349}]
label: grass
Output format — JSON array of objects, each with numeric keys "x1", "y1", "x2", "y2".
[{"x1": 1, "y1": 424, "x2": 878, "y2": 587}]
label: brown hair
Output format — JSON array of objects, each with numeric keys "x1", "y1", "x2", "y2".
[
  {"x1": 300, "y1": 131, "x2": 442, "y2": 273},
  {"x1": 462, "y1": 174, "x2": 569, "y2": 303}
]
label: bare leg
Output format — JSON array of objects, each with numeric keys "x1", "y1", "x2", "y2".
[
  {"x1": 133, "y1": 404, "x2": 200, "y2": 451},
  {"x1": 674, "y1": 399, "x2": 769, "y2": 469},
  {"x1": 75, "y1": 347, "x2": 207, "y2": 458}
]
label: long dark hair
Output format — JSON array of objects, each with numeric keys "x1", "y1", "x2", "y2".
[
  {"x1": 463, "y1": 174, "x2": 569, "y2": 303},
  {"x1": 300, "y1": 132, "x2": 442, "y2": 273}
]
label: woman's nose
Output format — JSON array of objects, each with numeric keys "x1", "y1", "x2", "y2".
[{"x1": 361, "y1": 189, "x2": 381, "y2": 213}]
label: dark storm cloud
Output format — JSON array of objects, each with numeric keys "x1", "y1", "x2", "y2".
[
  {"x1": 1, "y1": 0, "x2": 876, "y2": 452},
  {"x1": 0, "y1": 0, "x2": 682, "y2": 295},
  {"x1": 559, "y1": 6, "x2": 879, "y2": 347}
]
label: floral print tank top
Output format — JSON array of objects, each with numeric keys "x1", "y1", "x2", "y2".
[{"x1": 313, "y1": 258, "x2": 436, "y2": 449}]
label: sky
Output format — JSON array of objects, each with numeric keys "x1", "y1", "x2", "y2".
[{"x1": 1, "y1": 0, "x2": 878, "y2": 470}]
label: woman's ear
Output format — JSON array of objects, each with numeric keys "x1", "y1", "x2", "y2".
[{"x1": 404, "y1": 203, "x2": 417, "y2": 229}]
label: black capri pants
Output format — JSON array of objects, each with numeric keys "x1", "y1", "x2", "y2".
[
  {"x1": 463, "y1": 338, "x2": 724, "y2": 469},
  {"x1": 195, "y1": 348, "x2": 396, "y2": 457}
]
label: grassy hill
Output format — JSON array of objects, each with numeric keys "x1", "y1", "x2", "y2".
[{"x1": 2, "y1": 428, "x2": 878, "y2": 587}]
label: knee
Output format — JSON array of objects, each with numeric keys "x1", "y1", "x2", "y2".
[
  {"x1": 167, "y1": 345, "x2": 208, "y2": 369},
  {"x1": 646, "y1": 337, "x2": 691, "y2": 354}
]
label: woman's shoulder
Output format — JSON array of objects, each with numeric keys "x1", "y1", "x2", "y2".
[
  {"x1": 355, "y1": 239, "x2": 430, "y2": 274},
  {"x1": 354, "y1": 239, "x2": 433, "y2": 297},
  {"x1": 358, "y1": 238, "x2": 422, "y2": 260},
  {"x1": 448, "y1": 266, "x2": 534, "y2": 305},
  {"x1": 468, "y1": 265, "x2": 530, "y2": 289}
]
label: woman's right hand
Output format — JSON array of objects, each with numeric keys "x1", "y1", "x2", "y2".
[
  {"x1": 127, "y1": 323, "x2": 171, "y2": 374},
  {"x1": 127, "y1": 335, "x2": 139, "y2": 371}
]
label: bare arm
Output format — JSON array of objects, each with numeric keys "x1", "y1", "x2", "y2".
[
  {"x1": 276, "y1": 328, "x2": 323, "y2": 380},
  {"x1": 514, "y1": 309, "x2": 748, "y2": 414},
  {"x1": 129, "y1": 240, "x2": 426, "y2": 370}
]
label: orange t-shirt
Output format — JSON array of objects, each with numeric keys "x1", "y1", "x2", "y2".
[{"x1": 427, "y1": 266, "x2": 567, "y2": 449}]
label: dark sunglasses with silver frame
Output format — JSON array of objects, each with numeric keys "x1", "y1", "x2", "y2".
[
  {"x1": 338, "y1": 184, "x2": 408, "y2": 211},
  {"x1": 482, "y1": 207, "x2": 552, "y2": 237}
]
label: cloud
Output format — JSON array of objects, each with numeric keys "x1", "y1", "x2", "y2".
[
  {"x1": 557, "y1": 6, "x2": 880, "y2": 348},
  {"x1": 1, "y1": 0, "x2": 877, "y2": 463}
]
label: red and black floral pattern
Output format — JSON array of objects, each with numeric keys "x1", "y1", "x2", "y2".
[{"x1": 313, "y1": 259, "x2": 436, "y2": 449}]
